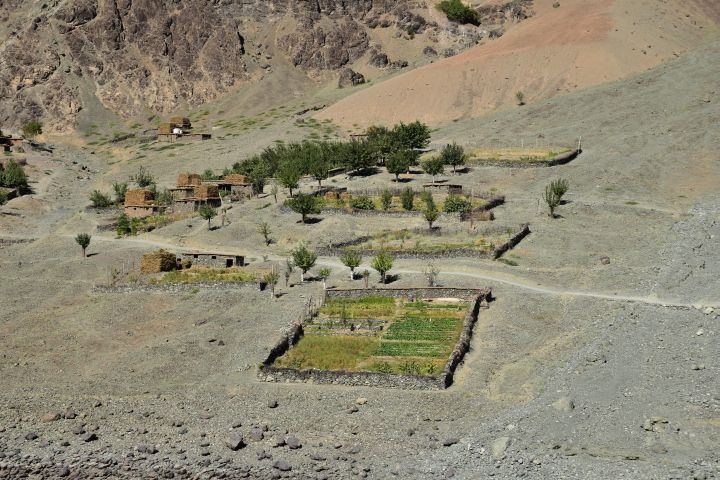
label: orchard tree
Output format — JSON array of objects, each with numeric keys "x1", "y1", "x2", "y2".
[
  {"x1": 285, "y1": 193, "x2": 320, "y2": 223},
  {"x1": 421, "y1": 156, "x2": 445, "y2": 181},
  {"x1": 340, "y1": 251, "x2": 362, "y2": 280},
  {"x1": 75, "y1": 233, "x2": 91, "y2": 257},
  {"x1": 441, "y1": 142, "x2": 466, "y2": 173},
  {"x1": 291, "y1": 243, "x2": 317, "y2": 282},
  {"x1": 386, "y1": 149, "x2": 416, "y2": 182},
  {"x1": 424, "y1": 206, "x2": 439, "y2": 229},
  {"x1": 263, "y1": 269, "x2": 280, "y2": 299},
  {"x1": 257, "y1": 221, "x2": 272, "y2": 246},
  {"x1": 199, "y1": 204, "x2": 217, "y2": 229},
  {"x1": 276, "y1": 161, "x2": 301, "y2": 196},
  {"x1": 318, "y1": 267, "x2": 331, "y2": 290},
  {"x1": 371, "y1": 251, "x2": 394, "y2": 284}
]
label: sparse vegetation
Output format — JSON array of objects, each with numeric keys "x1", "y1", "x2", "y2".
[
  {"x1": 199, "y1": 204, "x2": 217, "y2": 229},
  {"x1": 22, "y1": 121, "x2": 43, "y2": 138},
  {"x1": 437, "y1": 0, "x2": 480, "y2": 25},
  {"x1": 542, "y1": 178, "x2": 569, "y2": 217},
  {"x1": 89, "y1": 190, "x2": 112, "y2": 208},
  {"x1": 75, "y1": 233, "x2": 91, "y2": 257},
  {"x1": 258, "y1": 221, "x2": 273, "y2": 246}
]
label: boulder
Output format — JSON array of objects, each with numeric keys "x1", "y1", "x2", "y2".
[{"x1": 338, "y1": 68, "x2": 366, "y2": 88}]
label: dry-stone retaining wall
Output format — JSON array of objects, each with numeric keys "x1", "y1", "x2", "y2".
[
  {"x1": 257, "y1": 287, "x2": 491, "y2": 390},
  {"x1": 319, "y1": 224, "x2": 531, "y2": 260},
  {"x1": 93, "y1": 281, "x2": 258, "y2": 294}
]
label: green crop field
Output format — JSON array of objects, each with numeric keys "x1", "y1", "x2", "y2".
[
  {"x1": 273, "y1": 297, "x2": 470, "y2": 376},
  {"x1": 344, "y1": 228, "x2": 513, "y2": 254}
]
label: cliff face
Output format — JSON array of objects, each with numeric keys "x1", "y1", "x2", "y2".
[{"x1": 0, "y1": 0, "x2": 512, "y2": 132}]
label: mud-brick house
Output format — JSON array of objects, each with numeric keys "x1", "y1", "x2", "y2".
[
  {"x1": 172, "y1": 184, "x2": 222, "y2": 213},
  {"x1": 208, "y1": 174, "x2": 253, "y2": 200},
  {"x1": 170, "y1": 172, "x2": 202, "y2": 201},
  {"x1": 124, "y1": 188, "x2": 166, "y2": 218},
  {"x1": 180, "y1": 251, "x2": 245, "y2": 269}
]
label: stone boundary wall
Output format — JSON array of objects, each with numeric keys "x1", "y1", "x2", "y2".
[
  {"x1": 470, "y1": 148, "x2": 580, "y2": 168},
  {"x1": 93, "y1": 281, "x2": 258, "y2": 294},
  {"x1": 0, "y1": 237, "x2": 36, "y2": 245},
  {"x1": 318, "y1": 224, "x2": 531, "y2": 260},
  {"x1": 257, "y1": 287, "x2": 490, "y2": 390}
]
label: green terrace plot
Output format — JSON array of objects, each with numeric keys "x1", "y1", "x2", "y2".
[
  {"x1": 344, "y1": 228, "x2": 515, "y2": 254},
  {"x1": 273, "y1": 297, "x2": 469, "y2": 376}
]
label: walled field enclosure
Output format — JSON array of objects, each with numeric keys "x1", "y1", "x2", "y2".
[
  {"x1": 465, "y1": 147, "x2": 580, "y2": 167},
  {"x1": 321, "y1": 224, "x2": 530, "y2": 259},
  {"x1": 258, "y1": 288, "x2": 491, "y2": 389}
]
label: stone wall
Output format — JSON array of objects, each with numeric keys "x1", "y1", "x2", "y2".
[
  {"x1": 258, "y1": 287, "x2": 490, "y2": 390},
  {"x1": 470, "y1": 149, "x2": 580, "y2": 168},
  {"x1": 318, "y1": 224, "x2": 531, "y2": 260},
  {"x1": 93, "y1": 281, "x2": 258, "y2": 294}
]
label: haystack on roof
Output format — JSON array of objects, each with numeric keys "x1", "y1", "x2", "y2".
[
  {"x1": 223, "y1": 174, "x2": 249, "y2": 185},
  {"x1": 177, "y1": 172, "x2": 202, "y2": 187},
  {"x1": 158, "y1": 123, "x2": 175, "y2": 135},
  {"x1": 170, "y1": 116, "x2": 191, "y2": 128},
  {"x1": 140, "y1": 249, "x2": 178, "y2": 274},
  {"x1": 125, "y1": 188, "x2": 155, "y2": 206},
  {"x1": 193, "y1": 184, "x2": 219, "y2": 199}
]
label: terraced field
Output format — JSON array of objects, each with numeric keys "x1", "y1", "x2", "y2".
[{"x1": 273, "y1": 297, "x2": 469, "y2": 376}]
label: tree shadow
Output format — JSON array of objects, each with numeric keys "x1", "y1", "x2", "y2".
[
  {"x1": 350, "y1": 167, "x2": 381, "y2": 177},
  {"x1": 383, "y1": 274, "x2": 400, "y2": 284},
  {"x1": 300, "y1": 217, "x2": 323, "y2": 224},
  {"x1": 393, "y1": 178, "x2": 413, "y2": 183},
  {"x1": 86, "y1": 252, "x2": 100, "y2": 257}
]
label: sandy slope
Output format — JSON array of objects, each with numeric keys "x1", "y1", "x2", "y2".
[{"x1": 318, "y1": 0, "x2": 719, "y2": 128}]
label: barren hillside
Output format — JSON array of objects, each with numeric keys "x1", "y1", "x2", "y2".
[{"x1": 318, "y1": 0, "x2": 720, "y2": 128}]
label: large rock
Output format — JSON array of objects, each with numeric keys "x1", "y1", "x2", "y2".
[
  {"x1": 338, "y1": 68, "x2": 366, "y2": 88},
  {"x1": 491, "y1": 436, "x2": 511, "y2": 459}
]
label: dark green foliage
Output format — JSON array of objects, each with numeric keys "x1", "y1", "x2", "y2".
[
  {"x1": 199, "y1": 204, "x2": 217, "y2": 229},
  {"x1": 443, "y1": 194, "x2": 472, "y2": 213},
  {"x1": 116, "y1": 214, "x2": 131, "y2": 235},
  {"x1": 387, "y1": 149, "x2": 417, "y2": 181},
  {"x1": 421, "y1": 156, "x2": 445, "y2": 178},
  {"x1": 156, "y1": 188, "x2": 173, "y2": 206},
  {"x1": 201, "y1": 169, "x2": 215, "y2": 181},
  {"x1": 112, "y1": 181, "x2": 128, "y2": 203},
  {"x1": 22, "y1": 121, "x2": 43, "y2": 138},
  {"x1": 285, "y1": 192, "x2": 320, "y2": 223},
  {"x1": 420, "y1": 191, "x2": 435, "y2": 210},
  {"x1": 542, "y1": 178, "x2": 569, "y2": 217},
  {"x1": 276, "y1": 160, "x2": 302, "y2": 196},
  {"x1": 424, "y1": 205, "x2": 439, "y2": 229},
  {"x1": 400, "y1": 188, "x2": 415, "y2": 211},
  {"x1": 349, "y1": 195, "x2": 375, "y2": 210},
  {"x1": 380, "y1": 189, "x2": 393, "y2": 210},
  {"x1": 436, "y1": 0, "x2": 480, "y2": 25},
  {"x1": 75, "y1": 233, "x2": 91, "y2": 257},
  {"x1": 1, "y1": 160, "x2": 28, "y2": 192},
  {"x1": 89, "y1": 190, "x2": 112, "y2": 208},
  {"x1": 0, "y1": 190, "x2": 7, "y2": 205},
  {"x1": 440, "y1": 142, "x2": 465, "y2": 172},
  {"x1": 392, "y1": 121, "x2": 431, "y2": 150}
]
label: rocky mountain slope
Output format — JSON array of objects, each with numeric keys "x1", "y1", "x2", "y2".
[{"x1": 0, "y1": 0, "x2": 532, "y2": 134}]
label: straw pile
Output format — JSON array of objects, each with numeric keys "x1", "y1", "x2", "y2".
[
  {"x1": 193, "y1": 184, "x2": 219, "y2": 199},
  {"x1": 177, "y1": 172, "x2": 202, "y2": 187},
  {"x1": 140, "y1": 249, "x2": 178, "y2": 273},
  {"x1": 324, "y1": 191, "x2": 338, "y2": 201},
  {"x1": 223, "y1": 174, "x2": 249, "y2": 185},
  {"x1": 158, "y1": 123, "x2": 176, "y2": 135},
  {"x1": 170, "y1": 117, "x2": 191, "y2": 128},
  {"x1": 125, "y1": 188, "x2": 154, "y2": 206}
]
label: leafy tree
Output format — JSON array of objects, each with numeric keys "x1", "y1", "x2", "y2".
[
  {"x1": 156, "y1": 188, "x2": 173, "y2": 206},
  {"x1": 380, "y1": 189, "x2": 393, "y2": 210},
  {"x1": 340, "y1": 139, "x2": 375, "y2": 174},
  {"x1": 387, "y1": 149, "x2": 416, "y2": 182},
  {"x1": 116, "y1": 214, "x2": 131, "y2": 236},
  {"x1": 89, "y1": 190, "x2": 112, "y2": 208},
  {"x1": 436, "y1": 0, "x2": 480, "y2": 25},
  {"x1": 276, "y1": 161, "x2": 301, "y2": 196},
  {"x1": 22, "y1": 121, "x2": 43, "y2": 138},
  {"x1": 441, "y1": 142, "x2": 465, "y2": 173},
  {"x1": 421, "y1": 156, "x2": 444, "y2": 181},
  {"x1": 400, "y1": 187, "x2": 415, "y2": 211},
  {"x1": 542, "y1": 179, "x2": 569, "y2": 218},
  {"x1": 258, "y1": 221, "x2": 272, "y2": 246},
  {"x1": 131, "y1": 166, "x2": 155, "y2": 188},
  {"x1": 349, "y1": 195, "x2": 375, "y2": 210},
  {"x1": 199, "y1": 204, "x2": 217, "y2": 229},
  {"x1": 420, "y1": 191, "x2": 436, "y2": 211},
  {"x1": 371, "y1": 251, "x2": 394, "y2": 284},
  {"x1": 443, "y1": 194, "x2": 472, "y2": 213},
  {"x1": 75, "y1": 233, "x2": 91, "y2": 257},
  {"x1": 112, "y1": 181, "x2": 128, "y2": 203},
  {"x1": 201, "y1": 169, "x2": 215, "y2": 181},
  {"x1": 318, "y1": 267, "x2": 331, "y2": 290},
  {"x1": 263, "y1": 270, "x2": 280, "y2": 299},
  {"x1": 270, "y1": 184, "x2": 279, "y2": 203},
  {"x1": 392, "y1": 121, "x2": 431, "y2": 150},
  {"x1": 424, "y1": 205, "x2": 439, "y2": 229},
  {"x1": 1, "y1": 160, "x2": 28, "y2": 192},
  {"x1": 308, "y1": 152, "x2": 330, "y2": 187},
  {"x1": 285, "y1": 193, "x2": 320, "y2": 223},
  {"x1": 291, "y1": 243, "x2": 317, "y2": 282},
  {"x1": 340, "y1": 251, "x2": 362, "y2": 279},
  {"x1": 366, "y1": 125, "x2": 394, "y2": 164}
]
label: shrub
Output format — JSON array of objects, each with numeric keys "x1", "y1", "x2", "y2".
[
  {"x1": 424, "y1": 206, "x2": 439, "y2": 229},
  {"x1": 516, "y1": 91, "x2": 525, "y2": 106},
  {"x1": 400, "y1": 188, "x2": 414, "y2": 211},
  {"x1": 1, "y1": 160, "x2": 28, "y2": 192},
  {"x1": 0, "y1": 190, "x2": 6, "y2": 205},
  {"x1": 420, "y1": 191, "x2": 435, "y2": 210},
  {"x1": 349, "y1": 195, "x2": 375, "y2": 210},
  {"x1": 443, "y1": 194, "x2": 471, "y2": 213},
  {"x1": 116, "y1": 214, "x2": 131, "y2": 235},
  {"x1": 89, "y1": 190, "x2": 112, "y2": 208},
  {"x1": 437, "y1": 0, "x2": 480, "y2": 25},
  {"x1": 22, "y1": 121, "x2": 43, "y2": 138},
  {"x1": 380, "y1": 189, "x2": 393, "y2": 210},
  {"x1": 131, "y1": 166, "x2": 155, "y2": 188},
  {"x1": 112, "y1": 181, "x2": 128, "y2": 203},
  {"x1": 542, "y1": 179, "x2": 569, "y2": 217}
]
